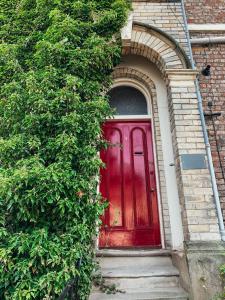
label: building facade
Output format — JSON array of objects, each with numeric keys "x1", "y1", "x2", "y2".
[
  {"x1": 186, "y1": 0, "x2": 225, "y2": 225},
  {"x1": 91, "y1": 1, "x2": 225, "y2": 300}
]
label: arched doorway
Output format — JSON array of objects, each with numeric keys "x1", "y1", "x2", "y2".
[{"x1": 99, "y1": 85, "x2": 161, "y2": 248}]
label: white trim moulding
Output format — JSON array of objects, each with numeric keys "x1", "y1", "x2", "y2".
[
  {"x1": 191, "y1": 36, "x2": 225, "y2": 45},
  {"x1": 188, "y1": 24, "x2": 225, "y2": 32}
]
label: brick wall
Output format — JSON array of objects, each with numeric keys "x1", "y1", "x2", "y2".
[
  {"x1": 184, "y1": 1, "x2": 225, "y2": 219},
  {"x1": 132, "y1": 1, "x2": 190, "y2": 55},
  {"x1": 185, "y1": 0, "x2": 225, "y2": 24},
  {"x1": 191, "y1": 44, "x2": 225, "y2": 219},
  {"x1": 167, "y1": 71, "x2": 220, "y2": 241}
]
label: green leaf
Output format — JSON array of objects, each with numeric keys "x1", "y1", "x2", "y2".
[{"x1": 0, "y1": 0, "x2": 130, "y2": 299}]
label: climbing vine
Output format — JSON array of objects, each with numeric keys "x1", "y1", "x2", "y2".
[
  {"x1": 219, "y1": 264, "x2": 225, "y2": 299},
  {"x1": 0, "y1": 0, "x2": 130, "y2": 299}
]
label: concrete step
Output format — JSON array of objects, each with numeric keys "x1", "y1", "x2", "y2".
[
  {"x1": 99, "y1": 256, "x2": 173, "y2": 271},
  {"x1": 98, "y1": 254, "x2": 178, "y2": 279},
  {"x1": 97, "y1": 249, "x2": 171, "y2": 257},
  {"x1": 94, "y1": 275, "x2": 180, "y2": 290},
  {"x1": 101, "y1": 264, "x2": 179, "y2": 278},
  {"x1": 90, "y1": 287, "x2": 189, "y2": 300},
  {"x1": 90, "y1": 250, "x2": 189, "y2": 300}
]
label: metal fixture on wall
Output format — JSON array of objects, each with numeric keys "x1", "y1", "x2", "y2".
[
  {"x1": 180, "y1": 0, "x2": 225, "y2": 241},
  {"x1": 201, "y1": 65, "x2": 211, "y2": 77}
]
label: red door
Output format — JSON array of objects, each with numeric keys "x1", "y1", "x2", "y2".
[{"x1": 99, "y1": 121, "x2": 161, "y2": 248}]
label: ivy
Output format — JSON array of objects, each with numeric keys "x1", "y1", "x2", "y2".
[
  {"x1": 0, "y1": 0, "x2": 130, "y2": 299},
  {"x1": 219, "y1": 264, "x2": 225, "y2": 299}
]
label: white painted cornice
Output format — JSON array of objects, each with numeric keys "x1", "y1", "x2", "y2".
[
  {"x1": 165, "y1": 69, "x2": 199, "y2": 87},
  {"x1": 188, "y1": 24, "x2": 225, "y2": 32},
  {"x1": 191, "y1": 36, "x2": 225, "y2": 45}
]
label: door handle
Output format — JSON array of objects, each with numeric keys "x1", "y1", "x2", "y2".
[{"x1": 150, "y1": 188, "x2": 155, "y2": 192}]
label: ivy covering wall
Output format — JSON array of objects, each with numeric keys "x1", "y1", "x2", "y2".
[{"x1": 0, "y1": 0, "x2": 130, "y2": 299}]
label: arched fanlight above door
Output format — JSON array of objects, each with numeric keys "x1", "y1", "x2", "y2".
[{"x1": 108, "y1": 86, "x2": 148, "y2": 116}]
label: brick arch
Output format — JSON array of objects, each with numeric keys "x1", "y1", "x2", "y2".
[
  {"x1": 113, "y1": 67, "x2": 157, "y2": 100},
  {"x1": 122, "y1": 23, "x2": 191, "y2": 74},
  {"x1": 112, "y1": 66, "x2": 172, "y2": 247}
]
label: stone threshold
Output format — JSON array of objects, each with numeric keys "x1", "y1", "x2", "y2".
[{"x1": 96, "y1": 249, "x2": 171, "y2": 257}]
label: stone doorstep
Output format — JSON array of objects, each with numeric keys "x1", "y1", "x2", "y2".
[
  {"x1": 98, "y1": 254, "x2": 174, "y2": 271},
  {"x1": 90, "y1": 249, "x2": 189, "y2": 299},
  {"x1": 96, "y1": 249, "x2": 171, "y2": 257},
  {"x1": 93, "y1": 276, "x2": 180, "y2": 290},
  {"x1": 90, "y1": 287, "x2": 189, "y2": 300},
  {"x1": 101, "y1": 266, "x2": 179, "y2": 278}
]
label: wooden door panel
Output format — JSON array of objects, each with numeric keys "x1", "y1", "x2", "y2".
[
  {"x1": 99, "y1": 121, "x2": 161, "y2": 248},
  {"x1": 106, "y1": 128, "x2": 124, "y2": 228},
  {"x1": 131, "y1": 127, "x2": 151, "y2": 228}
]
